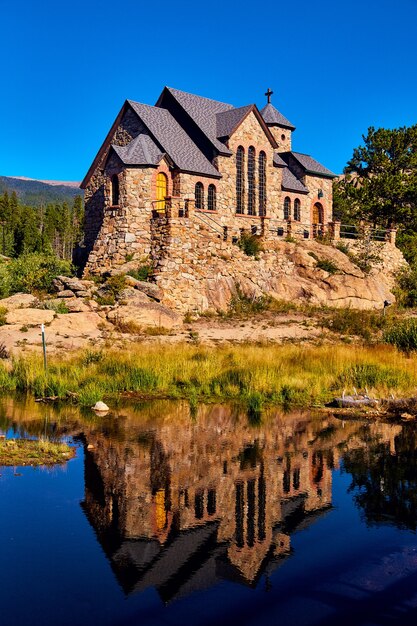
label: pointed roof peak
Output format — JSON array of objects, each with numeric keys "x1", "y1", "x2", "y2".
[{"x1": 260, "y1": 103, "x2": 295, "y2": 131}]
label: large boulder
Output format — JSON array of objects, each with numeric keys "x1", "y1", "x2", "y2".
[
  {"x1": 117, "y1": 288, "x2": 150, "y2": 305},
  {"x1": 48, "y1": 312, "x2": 110, "y2": 338},
  {"x1": 0, "y1": 293, "x2": 38, "y2": 311},
  {"x1": 124, "y1": 276, "x2": 163, "y2": 301},
  {"x1": 107, "y1": 302, "x2": 182, "y2": 329},
  {"x1": 6, "y1": 308, "x2": 55, "y2": 326},
  {"x1": 47, "y1": 298, "x2": 91, "y2": 313},
  {"x1": 54, "y1": 276, "x2": 86, "y2": 293}
]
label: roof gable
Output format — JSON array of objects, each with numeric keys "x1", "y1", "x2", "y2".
[
  {"x1": 281, "y1": 168, "x2": 309, "y2": 194},
  {"x1": 81, "y1": 101, "x2": 129, "y2": 188},
  {"x1": 282, "y1": 151, "x2": 336, "y2": 178},
  {"x1": 111, "y1": 134, "x2": 165, "y2": 166},
  {"x1": 273, "y1": 153, "x2": 287, "y2": 167},
  {"x1": 127, "y1": 101, "x2": 221, "y2": 178},
  {"x1": 260, "y1": 103, "x2": 295, "y2": 130},
  {"x1": 158, "y1": 87, "x2": 234, "y2": 156},
  {"x1": 216, "y1": 105, "x2": 254, "y2": 138},
  {"x1": 216, "y1": 105, "x2": 278, "y2": 148}
]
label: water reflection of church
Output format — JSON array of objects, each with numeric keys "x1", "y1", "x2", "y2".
[{"x1": 80, "y1": 406, "x2": 397, "y2": 603}]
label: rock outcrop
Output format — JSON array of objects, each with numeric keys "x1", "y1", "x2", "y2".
[
  {"x1": 149, "y1": 218, "x2": 406, "y2": 313},
  {"x1": 107, "y1": 302, "x2": 181, "y2": 329}
]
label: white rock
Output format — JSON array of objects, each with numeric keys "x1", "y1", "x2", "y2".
[{"x1": 92, "y1": 401, "x2": 109, "y2": 412}]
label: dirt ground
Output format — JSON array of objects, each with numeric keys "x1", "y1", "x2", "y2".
[{"x1": 0, "y1": 309, "x2": 333, "y2": 356}]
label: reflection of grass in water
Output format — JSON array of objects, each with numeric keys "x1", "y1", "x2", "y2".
[
  {"x1": 0, "y1": 437, "x2": 74, "y2": 466},
  {"x1": 2, "y1": 343, "x2": 417, "y2": 409}
]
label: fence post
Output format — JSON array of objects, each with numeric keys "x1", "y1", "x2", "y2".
[
  {"x1": 41, "y1": 324, "x2": 47, "y2": 374},
  {"x1": 386, "y1": 228, "x2": 397, "y2": 245},
  {"x1": 329, "y1": 220, "x2": 341, "y2": 241}
]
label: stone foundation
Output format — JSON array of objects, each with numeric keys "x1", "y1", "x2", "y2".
[{"x1": 146, "y1": 200, "x2": 404, "y2": 313}]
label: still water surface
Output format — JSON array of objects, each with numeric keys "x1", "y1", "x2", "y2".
[{"x1": 1, "y1": 397, "x2": 417, "y2": 626}]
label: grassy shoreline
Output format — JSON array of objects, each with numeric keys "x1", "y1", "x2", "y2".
[
  {"x1": 1, "y1": 343, "x2": 417, "y2": 410},
  {"x1": 0, "y1": 437, "x2": 75, "y2": 466}
]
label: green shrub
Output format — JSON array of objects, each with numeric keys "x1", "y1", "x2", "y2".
[
  {"x1": 7, "y1": 254, "x2": 73, "y2": 294},
  {"x1": 96, "y1": 294, "x2": 116, "y2": 306},
  {"x1": 316, "y1": 259, "x2": 339, "y2": 274},
  {"x1": 105, "y1": 274, "x2": 126, "y2": 298},
  {"x1": 227, "y1": 287, "x2": 272, "y2": 317},
  {"x1": 0, "y1": 263, "x2": 12, "y2": 297},
  {"x1": 336, "y1": 241, "x2": 350, "y2": 255},
  {"x1": 384, "y1": 319, "x2": 417, "y2": 352},
  {"x1": 42, "y1": 300, "x2": 69, "y2": 314},
  {"x1": 394, "y1": 266, "x2": 417, "y2": 308},
  {"x1": 322, "y1": 308, "x2": 387, "y2": 340},
  {"x1": 238, "y1": 232, "x2": 263, "y2": 257},
  {"x1": 396, "y1": 231, "x2": 417, "y2": 266},
  {"x1": 127, "y1": 264, "x2": 153, "y2": 282},
  {"x1": 0, "y1": 306, "x2": 7, "y2": 326}
]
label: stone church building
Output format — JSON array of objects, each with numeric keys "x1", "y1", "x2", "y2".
[{"x1": 80, "y1": 86, "x2": 336, "y2": 276}]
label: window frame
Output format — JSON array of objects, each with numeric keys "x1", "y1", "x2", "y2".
[
  {"x1": 294, "y1": 198, "x2": 301, "y2": 221},
  {"x1": 207, "y1": 184, "x2": 217, "y2": 211},
  {"x1": 284, "y1": 196, "x2": 291, "y2": 220},
  {"x1": 236, "y1": 146, "x2": 245, "y2": 214},
  {"x1": 111, "y1": 174, "x2": 120, "y2": 207},
  {"x1": 247, "y1": 146, "x2": 256, "y2": 216},
  {"x1": 258, "y1": 151, "x2": 267, "y2": 216},
  {"x1": 195, "y1": 181, "x2": 204, "y2": 210}
]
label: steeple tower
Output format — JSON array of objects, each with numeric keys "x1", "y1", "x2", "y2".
[{"x1": 260, "y1": 89, "x2": 295, "y2": 152}]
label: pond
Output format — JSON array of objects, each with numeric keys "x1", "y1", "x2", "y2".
[{"x1": 1, "y1": 397, "x2": 417, "y2": 626}]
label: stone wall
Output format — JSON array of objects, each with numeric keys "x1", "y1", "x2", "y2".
[
  {"x1": 149, "y1": 201, "x2": 404, "y2": 313},
  {"x1": 267, "y1": 124, "x2": 292, "y2": 152},
  {"x1": 82, "y1": 105, "x2": 147, "y2": 272}
]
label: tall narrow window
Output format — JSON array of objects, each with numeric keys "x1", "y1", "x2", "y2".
[
  {"x1": 294, "y1": 198, "x2": 301, "y2": 221},
  {"x1": 236, "y1": 146, "x2": 245, "y2": 214},
  {"x1": 195, "y1": 182, "x2": 204, "y2": 209},
  {"x1": 111, "y1": 174, "x2": 119, "y2": 206},
  {"x1": 284, "y1": 196, "x2": 291, "y2": 220},
  {"x1": 247, "y1": 146, "x2": 256, "y2": 216},
  {"x1": 156, "y1": 172, "x2": 167, "y2": 210},
  {"x1": 258, "y1": 151, "x2": 266, "y2": 216},
  {"x1": 207, "y1": 184, "x2": 216, "y2": 211}
]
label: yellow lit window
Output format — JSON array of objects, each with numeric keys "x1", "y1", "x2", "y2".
[{"x1": 156, "y1": 172, "x2": 168, "y2": 210}]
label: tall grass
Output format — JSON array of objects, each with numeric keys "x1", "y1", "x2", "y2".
[
  {"x1": 0, "y1": 344, "x2": 416, "y2": 408},
  {"x1": 384, "y1": 319, "x2": 417, "y2": 352}
]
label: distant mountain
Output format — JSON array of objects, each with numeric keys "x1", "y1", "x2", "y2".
[{"x1": 0, "y1": 175, "x2": 83, "y2": 206}]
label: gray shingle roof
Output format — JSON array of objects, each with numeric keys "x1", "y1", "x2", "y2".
[
  {"x1": 112, "y1": 134, "x2": 165, "y2": 166},
  {"x1": 216, "y1": 105, "x2": 253, "y2": 138},
  {"x1": 260, "y1": 103, "x2": 295, "y2": 130},
  {"x1": 282, "y1": 168, "x2": 309, "y2": 193},
  {"x1": 165, "y1": 87, "x2": 233, "y2": 155},
  {"x1": 290, "y1": 152, "x2": 336, "y2": 178},
  {"x1": 128, "y1": 100, "x2": 221, "y2": 178},
  {"x1": 273, "y1": 153, "x2": 287, "y2": 167}
]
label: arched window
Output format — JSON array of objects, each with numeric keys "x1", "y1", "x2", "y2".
[
  {"x1": 247, "y1": 146, "x2": 256, "y2": 216},
  {"x1": 195, "y1": 182, "x2": 204, "y2": 209},
  {"x1": 258, "y1": 151, "x2": 267, "y2": 216},
  {"x1": 294, "y1": 198, "x2": 301, "y2": 221},
  {"x1": 156, "y1": 172, "x2": 168, "y2": 210},
  {"x1": 207, "y1": 184, "x2": 216, "y2": 211},
  {"x1": 284, "y1": 196, "x2": 291, "y2": 220},
  {"x1": 111, "y1": 174, "x2": 119, "y2": 206},
  {"x1": 236, "y1": 146, "x2": 245, "y2": 214}
]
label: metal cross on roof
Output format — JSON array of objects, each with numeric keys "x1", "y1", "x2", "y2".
[{"x1": 265, "y1": 88, "x2": 273, "y2": 104}]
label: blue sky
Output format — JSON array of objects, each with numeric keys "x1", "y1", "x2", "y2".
[{"x1": 1, "y1": 0, "x2": 416, "y2": 181}]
